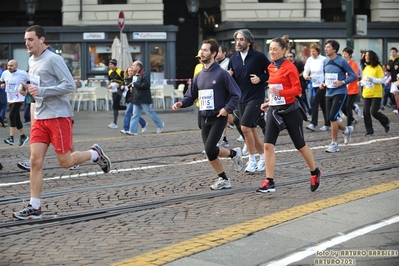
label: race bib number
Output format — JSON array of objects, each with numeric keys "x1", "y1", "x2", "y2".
[
  {"x1": 361, "y1": 78, "x2": 374, "y2": 89},
  {"x1": 29, "y1": 74, "x2": 43, "y2": 102},
  {"x1": 6, "y1": 78, "x2": 20, "y2": 101},
  {"x1": 268, "y1": 84, "x2": 286, "y2": 106},
  {"x1": 110, "y1": 82, "x2": 117, "y2": 92},
  {"x1": 325, "y1": 73, "x2": 338, "y2": 88},
  {"x1": 198, "y1": 89, "x2": 215, "y2": 111}
]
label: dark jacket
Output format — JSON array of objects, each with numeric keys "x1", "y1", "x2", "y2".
[
  {"x1": 124, "y1": 76, "x2": 133, "y2": 103},
  {"x1": 181, "y1": 61, "x2": 241, "y2": 118},
  {"x1": 228, "y1": 47, "x2": 270, "y2": 103},
  {"x1": 132, "y1": 68, "x2": 152, "y2": 104}
]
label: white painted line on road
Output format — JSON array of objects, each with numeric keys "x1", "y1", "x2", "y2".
[
  {"x1": 1, "y1": 136, "x2": 398, "y2": 188},
  {"x1": 264, "y1": 215, "x2": 399, "y2": 266}
]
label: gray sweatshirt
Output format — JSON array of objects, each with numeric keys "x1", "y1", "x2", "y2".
[{"x1": 28, "y1": 49, "x2": 76, "y2": 119}]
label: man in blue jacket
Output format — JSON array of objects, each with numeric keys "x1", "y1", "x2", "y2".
[
  {"x1": 173, "y1": 38, "x2": 243, "y2": 190},
  {"x1": 228, "y1": 29, "x2": 270, "y2": 174}
]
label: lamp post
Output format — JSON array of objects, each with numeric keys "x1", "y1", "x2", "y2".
[
  {"x1": 186, "y1": 0, "x2": 200, "y2": 17},
  {"x1": 342, "y1": 0, "x2": 354, "y2": 48},
  {"x1": 25, "y1": 0, "x2": 37, "y2": 25}
]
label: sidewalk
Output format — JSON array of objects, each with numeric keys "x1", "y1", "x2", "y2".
[{"x1": 165, "y1": 187, "x2": 399, "y2": 266}]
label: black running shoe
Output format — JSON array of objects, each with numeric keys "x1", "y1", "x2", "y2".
[
  {"x1": 17, "y1": 161, "x2": 30, "y2": 171},
  {"x1": 19, "y1": 135, "x2": 29, "y2": 146},
  {"x1": 256, "y1": 179, "x2": 276, "y2": 193},
  {"x1": 13, "y1": 204, "x2": 42, "y2": 220},
  {"x1": 310, "y1": 168, "x2": 322, "y2": 192},
  {"x1": 91, "y1": 144, "x2": 111, "y2": 173}
]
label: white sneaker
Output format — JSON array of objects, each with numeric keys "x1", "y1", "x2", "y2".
[
  {"x1": 337, "y1": 116, "x2": 343, "y2": 123},
  {"x1": 256, "y1": 159, "x2": 265, "y2": 172},
  {"x1": 142, "y1": 122, "x2": 148, "y2": 133},
  {"x1": 306, "y1": 124, "x2": 316, "y2": 131},
  {"x1": 245, "y1": 160, "x2": 257, "y2": 173},
  {"x1": 157, "y1": 122, "x2": 165, "y2": 134},
  {"x1": 217, "y1": 140, "x2": 229, "y2": 148},
  {"x1": 210, "y1": 177, "x2": 231, "y2": 190},
  {"x1": 120, "y1": 129, "x2": 127, "y2": 134},
  {"x1": 354, "y1": 104, "x2": 361, "y2": 116},
  {"x1": 326, "y1": 142, "x2": 339, "y2": 153},
  {"x1": 237, "y1": 135, "x2": 244, "y2": 142},
  {"x1": 242, "y1": 143, "x2": 248, "y2": 156},
  {"x1": 393, "y1": 109, "x2": 399, "y2": 114},
  {"x1": 231, "y1": 147, "x2": 243, "y2": 172},
  {"x1": 108, "y1": 123, "x2": 118, "y2": 129},
  {"x1": 126, "y1": 131, "x2": 138, "y2": 136},
  {"x1": 343, "y1": 126, "x2": 353, "y2": 145},
  {"x1": 319, "y1": 125, "x2": 330, "y2": 131}
]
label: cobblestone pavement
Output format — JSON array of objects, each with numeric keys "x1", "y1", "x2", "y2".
[{"x1": 0, "y1": 107, "x2": 398, "y2": 265}]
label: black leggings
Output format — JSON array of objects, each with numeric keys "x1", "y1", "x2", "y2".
[
  {"x1": 264, "y1": 105, "x2": 306, "y2": 149},
  {"x1": 341, "y1": 94, "x2": 358, "y2": 126},
  {"x1": 310, "y1": 87, "x2": 329, "y2": 127},
  {"x1": 232, "y1": 109, "x2": 266, "y2": 139},
  {"x1": 112, "y1": 92, "x2": 126, "y2": 124},
  {"x1": 201, "y1": 115, "x2": 228, "y2": 161},
  {"x1": 9, "y1": 102, "x2": 23, "y2": 129},
  {"x1": 363, "y1": 98, "x2": 390, "y2": 134}
]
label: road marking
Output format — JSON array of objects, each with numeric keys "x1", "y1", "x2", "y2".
[
  {"x1": 265, "y1": 214, "x2": 399, "y2": 266},
  {"x1": 111, "y1": 180, "x2": 399, "y2": 266},
  {"x1": 1, "y1": 136, "x2": 398, "y2": 188}
]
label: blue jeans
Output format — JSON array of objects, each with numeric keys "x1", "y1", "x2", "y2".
[
  {"x1": 0, "y1": 90, "x2": 7, "y2": 121},
  {"x1": 123, "y1": 103, "x2": 146, "y2": 131},
  {"x1": 130, "y1": 103, "x2": 163, "y2": 133}
]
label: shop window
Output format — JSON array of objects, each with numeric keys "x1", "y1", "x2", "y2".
[
  {"x1": 150, "y1": 45, "x2": 164, "y2": 73},
  {"x1": 89, "y1": 43, "x2": 141, "y2": 71},
  {"x1": 98, "y1": 0, "x2": 127, "y2": 4},
  {"x1": 50, "y1": 43, "x2": 82, "y2": 80}
]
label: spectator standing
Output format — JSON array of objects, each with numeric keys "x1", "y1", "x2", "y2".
[
  {"x1": 387, "y1": 47, "x2": 399, "y2": 114},
  {"x1": 0, "y1": 59, "x2": 30, "y2": 146},
  {"x1": 120, "y1": 66, "x2": 148, "y2": 135},
  {"x1": 13, "y1": 25, "x2": 111, "y2": 220},
  {"x1": 360, "y1": 50, "x2": 390, "y2": 135},
  {"x1": 128, "y1": 60, "x2": 165, "y2": 135},
  {"x1": 341, "y1": 47, "x2": 360, "y2": 127},
  {"x1": 257, "y1": 35, "x2": 321, "y2": 193},
  {"x1": 380, "y1": 64, "x2": 395, "y2": 111},
  {"x1": 173, "y1": 38, "x2": 243, "y2": 190},
  {"x1": 228, "y1": 29, "x2": 270, "y2": 173},
  {"x1": 321, "y1": 40, "x2": 357, "y2": 153},
  {"x1": 303, "y1": 43, "x2": 329, "y2": 131},
  {"x1": 107, "y1": 59, "x2": 125, "y2": 129}
]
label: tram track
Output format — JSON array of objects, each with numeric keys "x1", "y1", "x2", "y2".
[{"x1": 0, "y1": 161, "x2": 397, "y2": 237}]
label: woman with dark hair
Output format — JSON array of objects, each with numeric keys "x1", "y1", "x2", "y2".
[
  {"x1": 257, "y1": 35, "x2": 321, "y2": 194},
  {"x1": 360, "y1": 50, "x2": 390, "y2": 135}
]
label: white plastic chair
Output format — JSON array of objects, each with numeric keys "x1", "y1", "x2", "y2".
[
  {"x1": 95, "y1": 87, "x2": 110, "y2": 111},
  {"x1": 76, "y1": 88, "x2": 97, "y2": 111},
  {"x1": 174, "y1": 84, "x2": 185, "y2": 101}
]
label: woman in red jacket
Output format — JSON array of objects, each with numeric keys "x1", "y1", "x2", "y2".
[{"x1": 257, "y1": 35, "x2": 322, "y2": 194}]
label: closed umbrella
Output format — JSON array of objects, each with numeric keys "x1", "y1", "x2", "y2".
[
  {"x1": 120, "y1": 33, "x2": 133, "y2": 71},
  {"x1": 111, "y1": 36, "x2": 121, "y2": 66}
]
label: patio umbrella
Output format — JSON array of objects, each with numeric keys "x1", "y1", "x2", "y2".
[
  {"x1": 120, "y1": 33, "x2": 133, "y2": 71},
  {"x1": 111, "y1": 36, "x2": 121, "y2": 67}
]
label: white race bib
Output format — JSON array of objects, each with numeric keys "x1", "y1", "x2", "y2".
[
  {"x1": 198, "y1": 89, "x2": 215, "y2": 111},
  {"x1": 110, "y1": 82, "x2": 117, "y2": 92},
  {"x1": 268, "y1": 84, "x2": 286, "y2": 106},
  {"x1": 325, "y1": 73, "x2": 338, "y2": 88},
  {"x1": 29, "y1": 74, "x2": 43, "y2": 101}
]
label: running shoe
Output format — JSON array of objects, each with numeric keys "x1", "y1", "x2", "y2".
[
  {"x1": 319, "y1": 126, "x2": 330, "y2": 131},
  {"x1": 157, "y1": 122, "x2": 165, "y2": 134},
  {"x1": 242, "y1": 143, "x2": 248, "y2": 156},
  {"x1": 385, "y1": 123, "x2": 390, "y2": 133},
  {"x1": 231, "y1": 147, "x2": 243, "y2": 172},
  {"x1": 17, "y1": 161, "x2": 30, "y2": 171},
  {"x1": 91, "y1": 144, "x2": 111, "y2": 173},
  {"x1": 256, "y1": 159, "x2": 265, "y2": 172},
  {"x1": 4, "y1": 136, "x2": 14, "y2": 145},
  {"x1": 217, "y1": 140, "x2": 229, "y2": 148},
  {"x1": 354, "y1": 104, "x2": 361, "y2": 116},
  {"x1": 337, "y1": 116, "x2": 343, "y2": 122},
  {"x1": 393, "y1": 110, "x2": 399, "y2": 115},
  {"x1": 325, "y1": 142, "x2": 339, "y2": 153},
  {"x1": 69, "y1": 164, "x2": 80, "y2": 170},
  {"x1": 351, "y1": 118, "x2": 358, "y2": 129},
  {"x1": 306, "y1": 123, "x2": 316, "y2": 131},
  {"x1": 126, "y1": 131, "x2": 138, "y2": 136},
  {"x1": 256, "y1": 179, "x2": 276, "y2": 193},
  {"x1": 19, "y1": 135, "x2": 29, "y2": 146},
  {"x1": 237, "y1": 135, "x2": 244, "y2": 142},
  {"x1": 310, "y1": 168, "x2": 322, "y2": 192},
  {"x1": 245, "y1": 160, "x2": 257, "y2": 173},
  {"x1": 227, "y1": 123, "x2": 235, "y2": 129},
  {"x1": 343, "y1": 126, "x2": 353, "y2": 145},
  {"x1": 120, "y1": 129, "x2": 127, "y2": 134},
  {"x1": 210, "y1": 177, "x2": 231, "y2": 190},
  {"x1": 13, "y1": 204, "x2": 42, "y2": 220},
  {"x1": 108, "y1": 123, "x2": 118, "y2": 129},
  {"x1": 142, "y1": 121, "x2": 148, "y2": 133}
]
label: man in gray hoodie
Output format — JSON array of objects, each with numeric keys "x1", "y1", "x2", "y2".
[{"x1": 13, "y1": 25, "x2": 111, "y2": 220}]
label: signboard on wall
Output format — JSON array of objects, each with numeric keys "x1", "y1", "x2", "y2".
[
  {"x1": 133, "y1": 32, "x2": 167, "y2": 40},
  {"x1": 83, "y1": 33, "x2": 105, "y2": 40}
]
